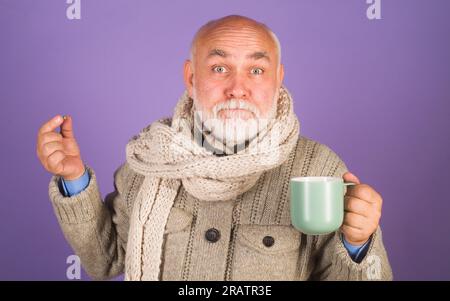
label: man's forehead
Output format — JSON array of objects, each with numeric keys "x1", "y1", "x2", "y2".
[
  {"x1": 197, "y1": 26, "x2": 275, "y2": 49},
  {"x1": 197, "y1": 31, "x2": 277, "y2": 61},
  {"x1": 191, "y1": 16, "x2": 281, "y2": 64}
]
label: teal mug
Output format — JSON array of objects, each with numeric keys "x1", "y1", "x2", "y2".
[{"x1": 290, "y1": 176, "x2": 355, "y2": 235}]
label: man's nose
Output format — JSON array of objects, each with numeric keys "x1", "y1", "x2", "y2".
[{"x1": 225, "y1": 75, "x2": 249, "y2": 99}]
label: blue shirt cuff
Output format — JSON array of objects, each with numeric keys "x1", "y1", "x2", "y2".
[
  {"x1": 60, "y1": 168, "x2": 90, "y2": 197},
  {"x1": 341, "y1": 234, "x2": 371, "y2": 263}
]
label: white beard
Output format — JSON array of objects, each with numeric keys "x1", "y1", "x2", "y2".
[{"x1": 193, "y1": 90, "x2": 278, "y2": 146}]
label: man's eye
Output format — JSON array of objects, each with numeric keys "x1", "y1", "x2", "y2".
[
  {"x1": 213, "y1": 66, "x2": 227, "y2": 73},
  {"x1": 251, "y1": 68, "x2": 264, "y2": 75}
]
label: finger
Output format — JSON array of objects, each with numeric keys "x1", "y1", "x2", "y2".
[
  {"x1": 41, "y1": 141, "x2": 64, "y2": 158},
  {"x1": 38, "y1": 132, "x2": 62, "y2": 147},
  {"x1": 60, "y1": 115, "x2": 74, "y2": 138},
  {"x1": 343, "y1": 211, "x2": 367, "y2": 230},
  {"x1": 343, "y1": 171, "x2": 361, "y2": 185},
  {"x1": 344, "y1": 196, "x2": 372, "y2": 218},
  {"x1": 39, "y1": 115, "x2": 64, "y2": 135},
  {"x1": 340, "y1": 224, "x2": 367, "y2": 243},
  {"x1": 341, "y1": 223, "x2": 364, "y2": 236},
  {"x1": 346, "y1": 184, "x2": 381, "y2": 206},
  {"x1": 46, "y1": 150, "x2": 65, "y2": 174}
]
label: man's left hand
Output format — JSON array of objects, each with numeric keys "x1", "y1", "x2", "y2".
[{"x1": 341, "y1": 172, "x2": 383, "y2": 246}]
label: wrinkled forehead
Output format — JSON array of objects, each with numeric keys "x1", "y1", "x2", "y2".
[{"x1": 192, "y1": 23, "x2": 279, "y2": 63}]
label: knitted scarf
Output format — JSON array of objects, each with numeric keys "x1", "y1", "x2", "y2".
[{"x1": 124, "y1": 86, "x2": 300, "y2": 280}]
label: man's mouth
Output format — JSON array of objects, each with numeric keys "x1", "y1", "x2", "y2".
[{"x1": 217, "y1": 108, "x2": 255, "y2": 120}]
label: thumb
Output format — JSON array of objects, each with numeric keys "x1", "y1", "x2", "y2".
[
  {"x1": 60, "y1": 115, "x2": 75, "y2": 138},
  {"x1": 343, "y1": 171, "x2": 361, "y2": 185}
]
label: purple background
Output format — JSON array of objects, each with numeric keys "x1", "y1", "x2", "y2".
[{"x1": 1, "y1": 0, "x2": 449, "y2": 280}]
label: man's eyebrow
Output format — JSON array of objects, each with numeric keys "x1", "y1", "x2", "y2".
[
  {"x1": 207, "y1": 48, "x2": 228, "y2": 58},
  {"x1": 247, "y1": 51, "x2": 270, "y2": 62},
  {"x1": 206, "y1": 49, "x2": 270, "y2": 61}
]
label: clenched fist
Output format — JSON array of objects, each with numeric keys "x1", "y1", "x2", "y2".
[
  {"x1": 36, "y1": 115, "x2": 85, "y2": 180},
  {"x1": 341, "y1": 172, "x2": 383, "y2": 246}
]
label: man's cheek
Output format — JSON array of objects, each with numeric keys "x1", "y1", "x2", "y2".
[{"x1": 255, "y1": 93, "x2": 274, "y2": 114}]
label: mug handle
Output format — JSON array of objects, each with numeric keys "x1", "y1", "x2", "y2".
[{"x1": 343, "y1": 182, "x2": 356, "y2": 195}]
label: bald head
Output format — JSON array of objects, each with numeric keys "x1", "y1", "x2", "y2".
[
  {"x1": 190, "y1": 15, "x2": 281, "y2": 67},
  {"x1": 183, "y1": 15, "x2": 285, "y2": 146}
]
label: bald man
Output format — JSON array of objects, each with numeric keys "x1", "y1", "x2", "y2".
[{"x1": 37, "y1": 15, "x2": 393, "y2": 280}]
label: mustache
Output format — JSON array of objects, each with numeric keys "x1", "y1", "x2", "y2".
[{"x1": 212, "y1": 99, "x2": 260, "y2": 118}]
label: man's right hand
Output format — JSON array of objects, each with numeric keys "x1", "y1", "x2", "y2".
[{"x1": 36, "y1": 115, "x2": 85, "y2": 180}]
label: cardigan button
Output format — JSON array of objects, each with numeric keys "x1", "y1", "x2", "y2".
[
  {"x1": 205, "y1": 228, "x2": 221, "y2": 243},
  {"x1": 263, "y1": 235, "x2": 275, "y2": 247}
]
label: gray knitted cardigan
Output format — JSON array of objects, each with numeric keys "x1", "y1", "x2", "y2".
[{"x1": 48, "y1": 135, "x2": 393, "y2": 281}]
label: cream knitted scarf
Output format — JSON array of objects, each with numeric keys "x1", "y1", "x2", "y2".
[{"x1": 124, "y1": 86, "x2": 300, "y2": 280}]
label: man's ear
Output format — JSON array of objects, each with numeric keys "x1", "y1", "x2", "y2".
[
  {"x1": 278, "y1": 63, "x2": 285, "y2": 88},
  {"x1": 183, "y1": 60, "x2": 194, "y2": 97}
]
